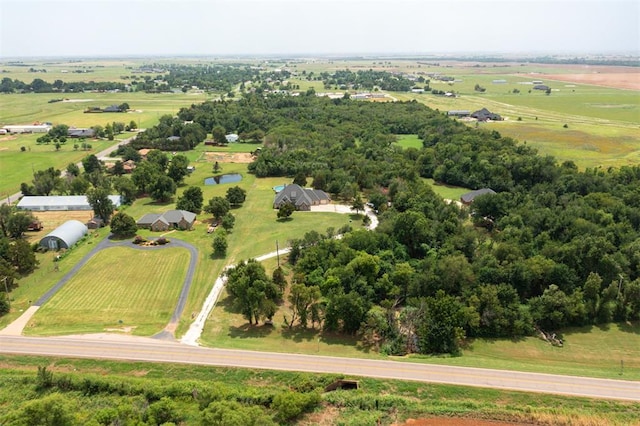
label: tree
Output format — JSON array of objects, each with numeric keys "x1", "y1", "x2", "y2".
[
  {"x1": 21, "y1": 393, "x2": 74, "y2": 426},
  {"x1": 212, "y1": 230, "x2": 228, "y2": 257},
  {"x1": 351, "y1": 193, "x2": 365, "y2": 214},
  {"x1": 146, "y1": 149, "x2": 169, "y2": 171},
  {"x1": 149, "y1": 175, "x2": 177, "y2": 202},
  {"x1": 128, "y1": 120, "x2": 138, "y2": 130},
  {"x1": 112, "y1": 176, "x2": 137, "y2": 205},
  {"x1": 32, "y1": 167, "x2": 62, "y2": 196},
  {"x1": 66, "y1": 162, "x2": 80, "y2": 177},
  {"x1": 167, "y1": 154, "x2": 190, "y2": 184},
  {"x1": 221, "y1": 212, "x2": 235, "y2": 231},
  {"x1": 225, "y1": 185, "x2": 247, "y2": 207},
  {"x1": 277, "y1": 202, "x2": 295, "y2": 220},
  {"x1": 8, "y1": 239, "x2": 39, "y2": 274},
  {"x1": 0, "y1": 292, "x2": 9, "y2": 316},
  {"x1": 226, "y1": 259, "x2": 280, "y2": 324},
  {"x1": 82, "y1": 154, "x2": 102, "y2": 174},
  {"x1": 417, "y1": 290, "x2": 468, "y2": 355},
  {"x1": 292, "y1": 172, "x2": 307, "y2": 187},
  {"x1": 212, "y1": 125, "x2": 226, "y2": 145},
  {"x1": 112, "y1": 160, "x2": 125, "y2": 176},
  {"x1": 6, "y1": 212, "x2": 33, "y2": 238},
  {"x1": 131, "y1": 161, "x2": 163, "y2": 194},
  {"x1": 110, "y1": 212, "x2": 138, "y2": 238},
  {"x1": 288, "y1": 284, "x2": 321, "y2": 328},
  {"x1": 205, "y1": 196, "x2": 230, "y2": 220},
  {"x1": 118, "y1": 102, "x2": 130, "y2": 111},
  {"x1": 176, "y1": 186, "x2": 204, "y2": 213},
  {"x1": 87, "y1": 187, "x2": 114, "y2": 223},
  {"x1": 200, "y1": 400, "x2": 276, "y2": 426},
  {"x1": 212, "y1": 161, "x2": 221, "y2": 173}
]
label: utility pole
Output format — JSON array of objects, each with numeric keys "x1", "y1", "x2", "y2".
[
  {"x1": 1, "y1": 276, "x2": 8, "y2": 294},
  {"x1": 276, "y1": 240, "x2": 280, "y2": 267}
]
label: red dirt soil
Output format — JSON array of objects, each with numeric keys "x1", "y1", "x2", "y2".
[
  {"x1": 542, "y1": 72, "x2": 640, "y2": 90},
  {"x1": 394, "y1": 419, "x2": 532, "y2": 426}
]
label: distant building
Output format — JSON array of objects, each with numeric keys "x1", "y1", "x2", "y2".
[
  {"x1": 225, "y1": 133, "x2": 239, "y2": 142},
  {"x1": 68, "y1": 128, "x2": 95, "y2": 138},
  {"x1": 471, "y1": 108, "x2": 502, "y2": 122},
  {"x1": 17, "y1": 195, "x2": 122, "y2": 211},
  {"x1": 533, "y1": 84, "x2": 550, "y2": 91},
  {"x1": 492, "y1": 79, "x2": 507, "y2": 84},
  {"x1": 447, "y1": 110, "x2": 471, "y2": 118},
  {"x1": 2, "y1": 124, "x2": 51, "y2": 134},
  {"x1": 460, "y1": 188, "x2": 496, "y2": 205}
]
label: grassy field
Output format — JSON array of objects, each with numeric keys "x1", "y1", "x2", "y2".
[
  {"x1": 395, "y1": 134, "x2": 423, "y2": 149},
  {"x1": 24, "y1": 246, "x2": 190, "y2": 336},
  {"x1": 0, "y1": 133, "x2": 122, "y2": 197}
]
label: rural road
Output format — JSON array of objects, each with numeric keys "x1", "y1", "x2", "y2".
[
  {"x1": 1, "y1": 132, "x2": 140, "y2": 206},
  {"x1": 0, "y1": 334, "x2": 638, "y2": 402}
]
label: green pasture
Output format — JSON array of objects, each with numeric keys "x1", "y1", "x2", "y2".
[
  {"x1": 422, "y1": 178, "x2": 470, "y2": 200},
  {"x1": 0, "y1": 133, "x2": 121, "y2": 197},
  {"x1": 25, "y1": 246, "x2": 190, "y2": 336},
  {"x1": 0, "y1": 91, "x2": 215, "y2": 129},
  {"x1": 394, "y1": 134, "x2": 423, "y2": 149}
]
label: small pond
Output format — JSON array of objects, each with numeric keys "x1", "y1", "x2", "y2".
[{"x1": 204, "y1": 173, "x2": 242, "y2": 185}]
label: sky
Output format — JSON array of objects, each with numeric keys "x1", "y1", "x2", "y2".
[{"x1": 0, "y1": 0, "x2": 638, "y2": 58}]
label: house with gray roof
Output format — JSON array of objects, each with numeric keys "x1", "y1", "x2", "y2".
[
  {"x1": 137, "y1": 210, "x2": 196, "y2": 231},
  {"x1": 273, "y1": 184, "x2": 330, "y2": 211},
  {"x1": 460, "y1": 188, "x2": 496, "y2": 205}
]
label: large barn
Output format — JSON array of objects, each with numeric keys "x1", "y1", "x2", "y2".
[
  {"x1": 17, "y1": 195, "x2": 122, "y2": 211},
  {"x1": 39, "y1": 220, "x2": 88, "y2": 250}
]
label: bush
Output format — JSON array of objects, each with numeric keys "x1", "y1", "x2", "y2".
[
  {"x1": 156, "y1": 237, "x2": 169, "y2": 245},
  {"x1": 133, "y1": 235, "x2": 147, "y2": 245},
  {"x1": 271, "y1": 390, "x2": 320, "y2": 422}
]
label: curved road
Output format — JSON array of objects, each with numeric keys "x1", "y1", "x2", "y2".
[{"x1": 0, "y1": 334, "x2": 637, "y2": 401}]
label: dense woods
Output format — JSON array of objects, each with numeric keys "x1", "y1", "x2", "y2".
[{"x1": 177, "y1": 93, "x2": 640, "y2": 354}]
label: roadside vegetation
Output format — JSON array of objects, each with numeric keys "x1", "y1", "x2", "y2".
[{"x1": 1, "y1": 356, "x2": 638, "y2": 426}]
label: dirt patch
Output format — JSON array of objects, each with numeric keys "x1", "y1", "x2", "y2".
[
  {"x1": 0, "y1": 136, "x2": 17, "y2": 141},
  {"x1": 29, "y1": 210, "x2": 93, "y2": 231},
  {"x1": 204, "y1": 152, "x2": 254, "y2": 163},
  {"x1": 542, "y1": 73, "x2": 640, "y2": 90},
  {"x1": 394, "y1": 418, "x2": 532, "y2": 426},
  {"x1": 62, "y1": 99, "x2": 94, "y2": 103}
]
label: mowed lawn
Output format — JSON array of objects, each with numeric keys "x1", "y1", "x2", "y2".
[{"x1": 25, "y1": 246, "x2": 190, "y2": 336}]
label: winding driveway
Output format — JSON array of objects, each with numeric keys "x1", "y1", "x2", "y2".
[{"x1": 0, "y1": 236, "x2": 198, "y2": 340}]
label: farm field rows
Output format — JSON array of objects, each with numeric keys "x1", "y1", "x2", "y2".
[{"x1": 25, "y1": 246, "x2": 190, "y2": 336}]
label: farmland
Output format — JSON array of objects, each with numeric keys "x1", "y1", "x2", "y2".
[{"x1": 25, "y1": 246, "x2": 190, "y2": 336}]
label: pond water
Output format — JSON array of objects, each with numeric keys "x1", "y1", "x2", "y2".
[{"x1": 204, "y1": 173, "x2": 242, "y2": 185}]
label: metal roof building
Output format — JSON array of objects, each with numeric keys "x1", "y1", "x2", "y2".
[
  {"x1": 39, "y1": 220, "x2": 88, "y2": 250},
  {"x1": 17, "y1": 195, "x2": 122, "y2": 211}
]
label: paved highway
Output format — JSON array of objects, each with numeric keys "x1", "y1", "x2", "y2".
[{"x1": 1, "y1": 335, "x2": 638, "y2": 401}]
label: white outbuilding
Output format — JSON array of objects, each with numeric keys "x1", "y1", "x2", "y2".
[
  {"x1": 39, "y1": 220, "x2": 88, "y2": 250},
  {"x1": 17, "y1": 195, "x2": 122, "y2": 211}
]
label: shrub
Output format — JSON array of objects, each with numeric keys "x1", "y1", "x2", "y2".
[
  {"x1": 271, "y1": 390, "x2": 320, "y2": 422},
  {"x1": 133, "y1": 235, "x2": 147, "y2": 245},
  {"x1": 156, "y1": 237, "x2": 169, "y2": 245}
]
